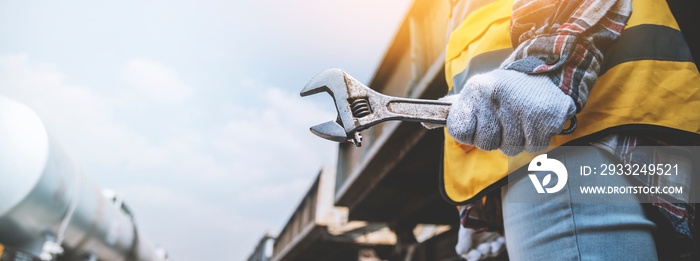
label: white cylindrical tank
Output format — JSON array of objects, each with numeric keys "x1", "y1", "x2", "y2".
[{"x1": 0, "y1": 96, "x2": 166, "y2": 261}]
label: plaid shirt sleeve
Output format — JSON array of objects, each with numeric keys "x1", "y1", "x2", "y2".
[{"x1": 501, "y1": 0, "x2": 633, "y2": 112}]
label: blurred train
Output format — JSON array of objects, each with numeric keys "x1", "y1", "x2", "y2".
[{"x1": 0, "y1": 96, "x2": 168, "y2": 261}]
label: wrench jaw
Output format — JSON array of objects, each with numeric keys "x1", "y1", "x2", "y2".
[
  {"x1": 301, "y1": 68, "x2": 454, "y2": 147},
  {"x1": 300, "y1": 68, "x2": 344, "y2": 97},
  {"x1": 309, "y1": 121, "x2": 350, "y2": 142},
  {"x1": 309, "y1": 121, "x2": 363, "y2": 146},
  {"x1": 301, "y1": 68, "x2": 365, "y2": 146}
]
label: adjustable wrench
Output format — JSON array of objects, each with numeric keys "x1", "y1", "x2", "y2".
[{"x1": 300, "y1": 68, "x2": 576, "y2": 147}]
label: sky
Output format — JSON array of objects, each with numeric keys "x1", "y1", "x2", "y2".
[{"x1": 0, "y1": 0, "x2": 413, "y2": 260}]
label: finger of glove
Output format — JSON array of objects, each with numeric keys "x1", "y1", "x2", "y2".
[
  {"x1": 447, "y1": 97, "x2": 478, "y2": 145},
  {"x1": 489, "y1": 237, "x2": 506, "y2": 257},
  {"x1": 523, "y1": 113, "x2": 557, "y2": 154},
  {"x1": 465, "y1": 249, "x2": 482, "y2": 261},
  {"x1": 497, "y1": 110, "x2": 524, "y2": 156},
  {"x1": 524, "y1": 98, "x2": 576, "y2": 154},
  {"x1": 476, "y1": 242, "x2": 492, "y2": 257},
  {"x1": 474, "y1": 108, "x2": 501, "y2": 151},
  {"x1": 455, "y1": 226, "x2": 474, "y2": 255}
]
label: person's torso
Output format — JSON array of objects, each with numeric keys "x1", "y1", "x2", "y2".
[{"x1": 440, "y1": 0, "x2": 700, "y2": 205}]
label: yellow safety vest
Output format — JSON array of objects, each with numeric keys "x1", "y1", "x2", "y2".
[{"x1": 441, "y1": 0, "x2": 700, "y2": 204}]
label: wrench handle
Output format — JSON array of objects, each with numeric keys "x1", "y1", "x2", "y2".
[
  {"x1": 383, "y1": 98, "x2": 577, "y2": 136},
  {"x1": 384, "y1": 98, "x2": 451, "y2": 125}
]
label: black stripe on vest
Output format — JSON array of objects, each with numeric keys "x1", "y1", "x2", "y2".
[
  {"x1": 449, "y1": 48, "x2": 513, "y2": 95},
  {"x1": 601, "y1": 24, "x2": 694, "y2": 75},
  {"x1": 450, "y1": 24, "x2": 694, "y2": 95}
]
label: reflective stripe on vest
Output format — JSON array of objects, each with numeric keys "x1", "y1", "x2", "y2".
[{"x1": 441, "y1": 0, "x2": 700, "y2": 205}]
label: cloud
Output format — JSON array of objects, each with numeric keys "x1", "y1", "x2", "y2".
[
  {"x1": 0, "y1": 54, "x2": 337, "y2": 260},
  {"x1": 123, "y1": 58, "x2": 191, "y2": 102},
  {"x1": 0, "y1": 54, "x2": 109, "y2": 122},
  {"x1": 209, "y1": 86, "x2": 338, "y2": 188},
  {"x1": 0, "y1": 54, "x2": 178, "y2": 176}
]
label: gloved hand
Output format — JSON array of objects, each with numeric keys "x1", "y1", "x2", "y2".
[
  {"x1": 447, "y1": 69, "x2": 576, "y2": 156},
  {"x1": 455, "y1": 225, "x2": 505, "y2": 261}
]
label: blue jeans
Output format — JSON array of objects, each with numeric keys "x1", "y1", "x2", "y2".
[{"x1": 501, "y1": 147, "x2": 658, "y2": 260}]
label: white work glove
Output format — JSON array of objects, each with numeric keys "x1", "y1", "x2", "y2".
[
  {"x1": 455, "y1": 225, "x2": 505, "y2": 261},
  {"x1": 447, "y1": 69, "x2": 576, "y2": 156}
]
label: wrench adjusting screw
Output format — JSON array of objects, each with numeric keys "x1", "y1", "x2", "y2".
[{"x1": 350, "y1": 98, "x2": 371, "y2": 118}]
